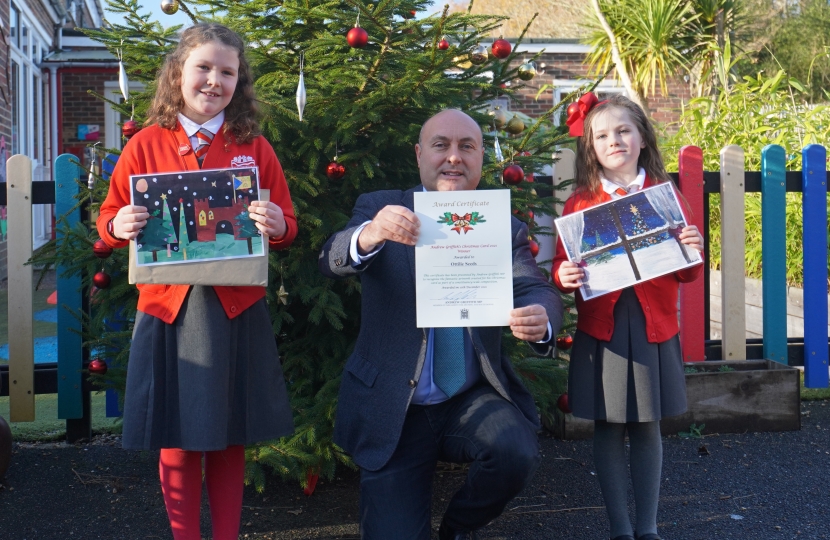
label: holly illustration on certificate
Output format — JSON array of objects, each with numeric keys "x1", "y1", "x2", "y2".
[
  {"x1": 414, "y1": 190, "x2": 513, "y2": 328},
  {"x1": 130, "y1": 167, "x2": 264, "y2": 266}
]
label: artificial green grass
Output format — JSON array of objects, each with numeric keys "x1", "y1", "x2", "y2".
[{"x1": 0, "y1": 392, "x2": 121, "y2": 442}]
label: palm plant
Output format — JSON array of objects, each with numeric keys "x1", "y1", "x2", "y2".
[{"x1": 584, "y1": 0, "x2": 744, "y2": 110}]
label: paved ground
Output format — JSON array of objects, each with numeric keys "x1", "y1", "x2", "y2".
[{"x1": 1, "y1": 401, "x2": 829, "y2": 539}]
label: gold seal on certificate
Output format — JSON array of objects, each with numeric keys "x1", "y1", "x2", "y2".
[{"x1": 413, "y1": 189, "x2": 513, "y2": 328}]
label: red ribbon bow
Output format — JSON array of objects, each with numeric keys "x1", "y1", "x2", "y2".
[{"x1": 566, "y1": 92, "x2": 606, "y2": 137}]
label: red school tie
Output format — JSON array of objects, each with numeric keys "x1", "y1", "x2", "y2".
[
  {"x1": 194, "y1": 128, "x2": 214, "y2": 165},
  {"x1": 614, "y1": 187, "x2": 628, "y2": 197}
]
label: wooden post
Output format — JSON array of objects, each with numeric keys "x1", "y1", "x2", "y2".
[
  {"x1": 719, "y1": 145, "x2": 746, "y2": 360},
  {"x1": 55, "y1": 154, "x2": 85, "y2": 420},
  {"x1": 6, "y1": 155, "x2": 34, "y2": 422},
  {"x1": 760, "y1": 145, "x2": 788, "y2": 364},
  {"x1": 802, "y1": 144, "x2": 829, "y2": 388},
  {"x1": 677, "y1": 146, "x2": 705, "y2": 362}
]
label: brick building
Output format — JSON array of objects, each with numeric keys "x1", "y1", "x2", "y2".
[
  {"x1": 0, "y1": 0, "x2": 121, "y2": 284},
  {"x1": 501, "y1": 39, "x2": 690, "y2": 128}
]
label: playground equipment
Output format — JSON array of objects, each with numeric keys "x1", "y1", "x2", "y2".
[{"x1": 0, "y1": 143, "x2": 828, "y2": 442}]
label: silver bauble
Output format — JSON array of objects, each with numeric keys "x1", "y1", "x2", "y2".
[
  {"x1": 160, "y1": 0, "x2": 179, "y2": 15},
  {"x1": 296, "y1": 72, "x2": 306, "y2": 122},
  {"x1": 118, "y1": 61, "x2": 130, "y2": 102},
  {"x1": 517, "y1": 61, "x2": 537, "y2": 81},
  {"x1": 470, "y1": 44, "x2": 488, "y2": 65}
]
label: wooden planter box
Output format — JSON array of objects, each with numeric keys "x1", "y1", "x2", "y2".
[{"x1": 544, "y1": 360, "x2": 801, "y2": 440}]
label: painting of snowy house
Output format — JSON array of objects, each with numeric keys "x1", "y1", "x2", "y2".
[{"x1": 554, "y1": 183, "x2": 702, "y2": 300}]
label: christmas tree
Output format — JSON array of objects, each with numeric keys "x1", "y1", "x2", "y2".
[{"x1": 36, "y1": 0, "x2": 584, "y2": 489}]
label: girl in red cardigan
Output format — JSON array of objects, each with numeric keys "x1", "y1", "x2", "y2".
[
  {"x1": 97, "y1": 24, "x2": 296, "y2": 540},
  {"x1": 553, "y1": 94, "x2": 704, "y2": 540}
]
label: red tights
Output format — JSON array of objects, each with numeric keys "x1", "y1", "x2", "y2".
[{"x1": 158, "y1": 446, "x2": 245, "y2": 540}]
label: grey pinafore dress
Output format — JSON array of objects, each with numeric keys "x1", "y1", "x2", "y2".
[
  {"x1": 568, "y1": 287, "x2": 687, "y2": 423},
  {"x1": 121, "y1": 286, "x2": 294, "y2": 451}
]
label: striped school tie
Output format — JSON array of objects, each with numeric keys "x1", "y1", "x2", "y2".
[
  {"x1": 194, "y1": 128, "x2": 213, "y2": 165},
  {"x1": 433, "y1": 327, "x2": 466, "y2": 397}
]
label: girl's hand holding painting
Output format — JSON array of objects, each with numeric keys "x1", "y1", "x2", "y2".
[{"x1": 557, "y1": 260, "x2": 585, "y2": 288}]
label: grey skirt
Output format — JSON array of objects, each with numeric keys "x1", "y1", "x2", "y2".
[
  {"x1": 568, "y1": 287, "x2": 687, "y2": 423},
  {"x1": 122, "y1": 286, "x2": 294, "y2": 451}
]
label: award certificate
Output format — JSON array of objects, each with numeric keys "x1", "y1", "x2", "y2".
[{"x1": 413, "y1": 189, "x2": 513, "y2": 328}]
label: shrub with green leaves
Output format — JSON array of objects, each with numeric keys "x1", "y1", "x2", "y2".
[{"x1": 662, "y1": 45, "x2": 830, "y2": 287}]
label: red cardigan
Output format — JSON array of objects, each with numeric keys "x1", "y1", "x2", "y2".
[
  {"x1": 97, "y1": 122, "x2": 297, "y2": 324},
  {"x1": 552, "y1": 177, "x2": 703, "y2": 343}
]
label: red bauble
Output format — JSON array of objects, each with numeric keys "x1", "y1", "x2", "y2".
[
  {"x1": 303, "y1": 469, "x2": 319, "y2": 496},
  {"x1": 566, "y1": 102, "x2": 579, "y2": 118},
  {"x1": 93, "y1": 239, "x2": 113, "y2": 259},
  {"x1": 502, "y1": 164, "x2": 525, "y2": 185},
  {"x1": 347, "y1": 27, "x2": 369, "y2": 48},
  {"x1": 438, "y1": 39, "x2": 449, "y2": 51},
  {"x1": 88, "y1": 358, "x2": 108, "y2": 375},
  {"x1": 556, "y1": 393, "x2": 571, "y2": 414},
  {"x1": 93, "y1": 271, "x2": 111, "y2": 289},
  {"x1": 556, "y1": 334, "x2": 574, "y2": 350},
  {"x1": 122, "y1": 119, "x2": 139, "y2": 139},
  {"x1": 528, "y1": 239, "x2": 539, "y2": 258},
  {"x1": 326, "y1": 161, "x2": 346, "y2": 180},
  {"x1": 491, "y1": 39, "x2": 512, "y2": 59}
]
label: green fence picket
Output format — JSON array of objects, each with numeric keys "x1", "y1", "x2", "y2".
[
  {"x1": 55, "y1": 154, "x2": 84, "y2": 419},
  {"x1": 760, "y1": 145, "x2": 787, "y2": 364}
]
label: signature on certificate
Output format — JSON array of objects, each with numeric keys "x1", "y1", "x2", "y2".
[{"x1": 441, "y1": 290, "x2": 478, "y2": 300}]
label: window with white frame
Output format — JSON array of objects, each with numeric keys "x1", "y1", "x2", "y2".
[
  {"x1": 551, "y1": 81, "x2": 627, "y2": 127},
  {"x1": 104, "y1": 81, "x2": 145, "y2": 151},
  {"x1": 9, "y1": 1, "x2": 52, "y2": 248}
]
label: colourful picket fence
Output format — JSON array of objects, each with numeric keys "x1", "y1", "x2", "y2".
[{"x1": 1, "y1": 142, "x2": 829, "y2": 437}]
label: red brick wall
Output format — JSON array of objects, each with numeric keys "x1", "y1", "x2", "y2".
[
  {"x1": 60, "y1": 68, "x2": 117, "y2": 160},
  {"x1": 507, "y1": 51, "x2": 691, "y2": 128}
]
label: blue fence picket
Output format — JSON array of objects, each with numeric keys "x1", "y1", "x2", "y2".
[
  {"x1": 102, "y1": 153, "x2": 123, "y2": 418},
  {"x1": 760, "y1": 145, "x2": 788, "y2": 364},
  {"x1": 801, "y1": 144, "x2": 829, "y2": 388},
  {"x1": 55, "y1": 154, "x2": 84, "y2": 419}
]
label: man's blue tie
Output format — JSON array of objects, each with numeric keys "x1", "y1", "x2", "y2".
[{"x1": 433, "y1": 327, "x2": 466, "y2": 397}]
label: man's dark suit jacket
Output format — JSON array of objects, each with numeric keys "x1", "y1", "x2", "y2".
[{"x1": 319, "y1": 186, "x2": 563, "y2": 471}]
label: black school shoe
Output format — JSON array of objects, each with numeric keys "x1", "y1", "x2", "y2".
[
  {"x1": 611, "y1": 536, "x2": 635, "y2": 540},
  {"x1": 636, "y1": 534, "x2": 662, "y2": 540},
  {"x1": 438, "y1": 519, "x2": 479, "y2": 540}
]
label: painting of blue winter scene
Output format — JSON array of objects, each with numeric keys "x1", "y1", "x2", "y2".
[
  {"x1": 130, "y1": 167, "x2": 263, "y2": 266},
  {"x1": 554, "y1": 182, "x2": 702, "y2": 300}
]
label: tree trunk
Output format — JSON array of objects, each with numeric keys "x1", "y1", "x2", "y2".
[{"x1": 589, "y1": 0, "x2": 649, "y2": 116}]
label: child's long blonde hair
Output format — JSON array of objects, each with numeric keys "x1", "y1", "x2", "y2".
[
  {"x1": 146, "y1": 23, "x2": 260, "y2": 144},
  {"x1": 575, "y1": 95, "x2": 670, "y2": 198}
]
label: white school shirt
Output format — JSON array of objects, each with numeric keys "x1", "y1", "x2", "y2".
[{"x1": 177, "y1": 111, "x2": 225, "y2": 155}]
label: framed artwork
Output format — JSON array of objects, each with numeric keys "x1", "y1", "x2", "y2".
[
  {"x1": 130, "y1": 167, "x2": 263, "y2": 266},
  {"x1": 554, "y1": 182, "x2": 702, "y2": 300}
]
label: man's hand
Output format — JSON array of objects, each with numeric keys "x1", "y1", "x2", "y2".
[
  {"x1": 357, "y1": 205, "x2": 420, "y2": 255},
  {"x1": 509, "y1": 304, "x2": 549, "y2": 342}
]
